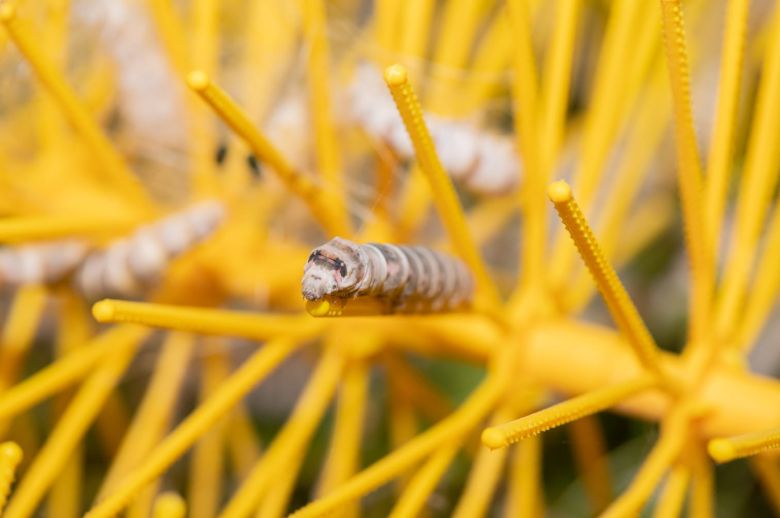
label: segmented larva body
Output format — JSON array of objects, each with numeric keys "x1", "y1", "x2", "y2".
[
  {"x1": 75, "y1": 0, "x2": 189, "y2": 155},
  {"x1": 302, "y1": 237, "x2": 474, "y2": 313},
  {"x1": 347, "y1": 63, "x2": 521, "y2": 195},
  {"x1": 75, "y1": 201, "x2": 225, "y2": 300},
  {"x1": 0, "y1": 241, "x2": 89, "y2": 286}
]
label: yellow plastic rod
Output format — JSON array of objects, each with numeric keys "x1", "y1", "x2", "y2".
[
  {"x1": 84, "y1": 338, "x2": 300, "y2": 518},
  {"x1": 548, "y1": 181, "x2": 668, "y2": 383},
  {"x1": 659, "y1": 0, "x2": 712, "y2": 343},
  {"x1": 95, "y1": 333, "x2": 194, "y2": 502},
  {"x1": 0, "y1": 325, "x2": 149, "y2": 423},
  {"x1": 482, "y1": 376, "x2": 656, "y2": 450},
  {"x1": 0, "y1": 442, "x2": 22, "y2": 515},
  {"x1": 384, "y1": 64, "x2": 501, "y2": 308},
  {"x1": 0, "y1": 2, "x2": 152, "y2": 209},
  {"x1": 219, "y1": 349, "x2": 344, "y2": 518},
  {"x1": 3, "y1": 337, "x2": 143, "y2": 518},
  {"x1": 0, "y1": 215, "x2": 141, "y2": 243},
  {"x1": 709, "y1": 427, "x2": 780, "y2": 464},
  {"x1": 93, "y1": 299, "x2": 322, "y2": 340},
  {"x1": 388, "y1": 442, "x2": 460, "y2": 518},
  {"x1": 186, "y1": 70, "x2": 350, "y2": 235},
  {"x1": 703, "y1": 0, "x2": 750, "y2": 253},
  {"x1": 152, "y1": 492, "x2": 186, "y2": 518}
]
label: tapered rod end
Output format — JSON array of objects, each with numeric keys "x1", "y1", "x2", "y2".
[
  {"x1": 92, "y1": 299, "x2": 116, "y2": 323},
  {"x1": 384, "y1": 64, "x2": 408, "y2": 87},
  {"x1": 547, "y1": 180, "x2": 572, "y2": 203},
  {"x1": 187, "y1": 70, "x2": 210, "y2": 91}
]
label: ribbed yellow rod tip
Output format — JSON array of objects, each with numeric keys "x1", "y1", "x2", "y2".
[
  {"x1": 306, "y1": 299, "x2": 331, "y2": 317},
  {"x1": 707, "y1": 439, "x2": 736, "y2": 463},
  {"x1": 0, "y1": 442, "x2": 22, "y2": 465},
  {"x1": 92, "y1": 300, "x2": 116, "y2": 323},
  {"x1": 153, "y1": 492, "x2": 186, "y2": 518},
  {"x1": 547, "y1": 180, "x2": 572, "y2": 203},
  {"x1": 384, "y1": 64, "x2": 408, "y2": 86},
  {"x1": 481, "y1": 427, "x2": 507, "y2": 450},
  {"x1": 187, "y1": 70, "x2": 210, "y2": 91},
  {"x1": 0, "y1": 3, "x2": 17, "y2": 22}
]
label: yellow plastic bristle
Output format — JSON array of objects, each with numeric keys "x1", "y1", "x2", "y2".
[
  {"x1": 505, "y1": 434, "x2": 542, "y2": 517},
  {"x1": 189, "y1": 345, "x2": 229, "y2": 518},
  {"x1": 703, "y1": 0, "x2": 749, "y2": 254},
  {"x1": 464, "y1": 13, "x2": 511, "y2": 112},
  {"x1": 567, "y1": 416, "x2": 612, "y2": 513},
  {"x1": 0, "y1": 285, "x2": 49, "y2": 396},
  {"x1": 219, "y1": 349, "x2": 344, "y2": 518},
  {"x1": 316, "y1": 360, "x2": 368, "y2": 517},
  {"x1": 46, "y1": 290, "x2": 90, "y2": 518},
  {"x1": 0, "y1": 2, "x2": 153, "y2": 210},
  {"x1": 383, "y1": 64, "x2": 502, "y2": 309},
  {"x1": 652, "y1": 461, "x2": 690, "y2": 518},
  {"x1": 388, "y1": 442, "x2": 459, "y2": 518},
  {"x1": 708, "y1": 427, "x2": 780, "y2": 464},
  {"x1": 426, "y1": 0, "x2": 490, "y2": 115},
  {"x1": 452, "y1": 402, "x2": 521, "y2": 518},
  {"x1": 735, "y1": 202, "x2": 780, "y2": 351},
  {"x1": 548, "y1": 181, "x2": 668, "y2": 384},
  {"x1": 0, "y1": 442, "x2": 23, "y2": 515},
  {"x1": 506, "y1": 0, "x2": 542, "y2": 295},
  {"x1": 190, "y1": 0, "x2": 219, "y2": 196},
  {"x1": 0, "y1": 215, "x2": 141, "y2": 243},
  {"x1": 373, "y1": 0, "x2": 402, "y2": 57},
  {"x1": 290, "y1": 352, "x2": 511, "y2": 518},
  {"x1": 186, "y1": 70, "x2": 350, "y2": 235},
  {"x1": 3, "y1": 336, "x2": 143, "y2": 518},
  {"x1": 96, "y1": 333, "x2": 194, "y2": 503},
  {"x1": 714, "y1": 2, "x2": 780, "y2": 343},
  {"x1": 751, "y1": 456, "x2": 780, "y2": 516},
  {"x1": 600, "y1": 403, "x2": 692, "y2": 518},
  {"x1": 147, "y1": 0, "x2": 188, "y2": 74},
  {"x1": 659, "y1": 0, "x2": 712, "y2": 344},
  {"x1": 152, "y1": 492, "x2": 186, "y2": 518},
  {"x1": 385, "y1": 355, "x2": 453, "y2": 423},
  {"x1": 481, "y1": 376, "x2": 656, "y2": 450},
  {"x1": 303, "y1": 0, "x2": 350, "y2": 230},
  {"x1": 225, "y1": 402, "x2": 262, "y2": 481},
  {"x1": 93, "y1": 299, "x2": 322, "y2": 340},
  {"x1": 689, "y1": 444, "x2": 714, "y2": 517},
  {"x1": 0, "y1": 325, "x2": 149, "y2": 424},
  {"x1": 396, "y1": 0, "x2": 434, "y2": 62},
  {"x1": 84, "y1": 338, "x2": 300, "y2": 518}
]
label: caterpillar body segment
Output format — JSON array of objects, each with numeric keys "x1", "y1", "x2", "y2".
[
  {"x1": 0, "y1": 241, "x2": 89, "y2": 286},
  {"x1": 75, "y1": 201, "x2": 225, "y2": 300},
  {"x1": 302, "y1": 237, "x2": 474, "y2": 315},
  {"x1": 347, "y1": 63, "x2": 521, "y2": 195}
]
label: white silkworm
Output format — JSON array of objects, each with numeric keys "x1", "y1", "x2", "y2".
[
  {"x1": 75, "y1": 0, "x2": 188, "y2": 156},
  {"x1": 302, "y1": 237, "x2": 473, "y2": 313},
  {"x1": 346, "y1": 63, "x2": 521, "y2": 195},
  {"x1": 75, "y1": 200, "x2": 225, "y2": 300},
  {"x1": 0, "y1": 241, "x2": 89, "y2": 286}
]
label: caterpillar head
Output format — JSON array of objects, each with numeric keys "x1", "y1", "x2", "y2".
[{"x1": 302, "y1": 237, "x2": 366, "y2": 301}]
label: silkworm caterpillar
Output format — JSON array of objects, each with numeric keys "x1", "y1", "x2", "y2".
[
  {"x1": 75, "y1": 200, "x2": 225, "y2": 300},
  {"x1": 0, "y1": 241, "x2": 89, "y2": 286},
  {"x1": 346, "y1": 63, "x2": 521, "y2": 195},
  {"x1": 301, "y1": 237, "x2": 473, "y2": 314}
]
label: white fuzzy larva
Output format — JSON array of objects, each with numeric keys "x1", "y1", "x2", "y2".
[
  {"x1": 346, "y1": 63, "x2": 521, "y2": 195},
  {"x1": 302, "y1": 237, "x2": 473, "y2": 313},
  {"x1": 0, "y1": 241, "x2": 89, "y2": 286},
  {"x1": 75, "y1": 201, "x2": 226, "y2": 300}
]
